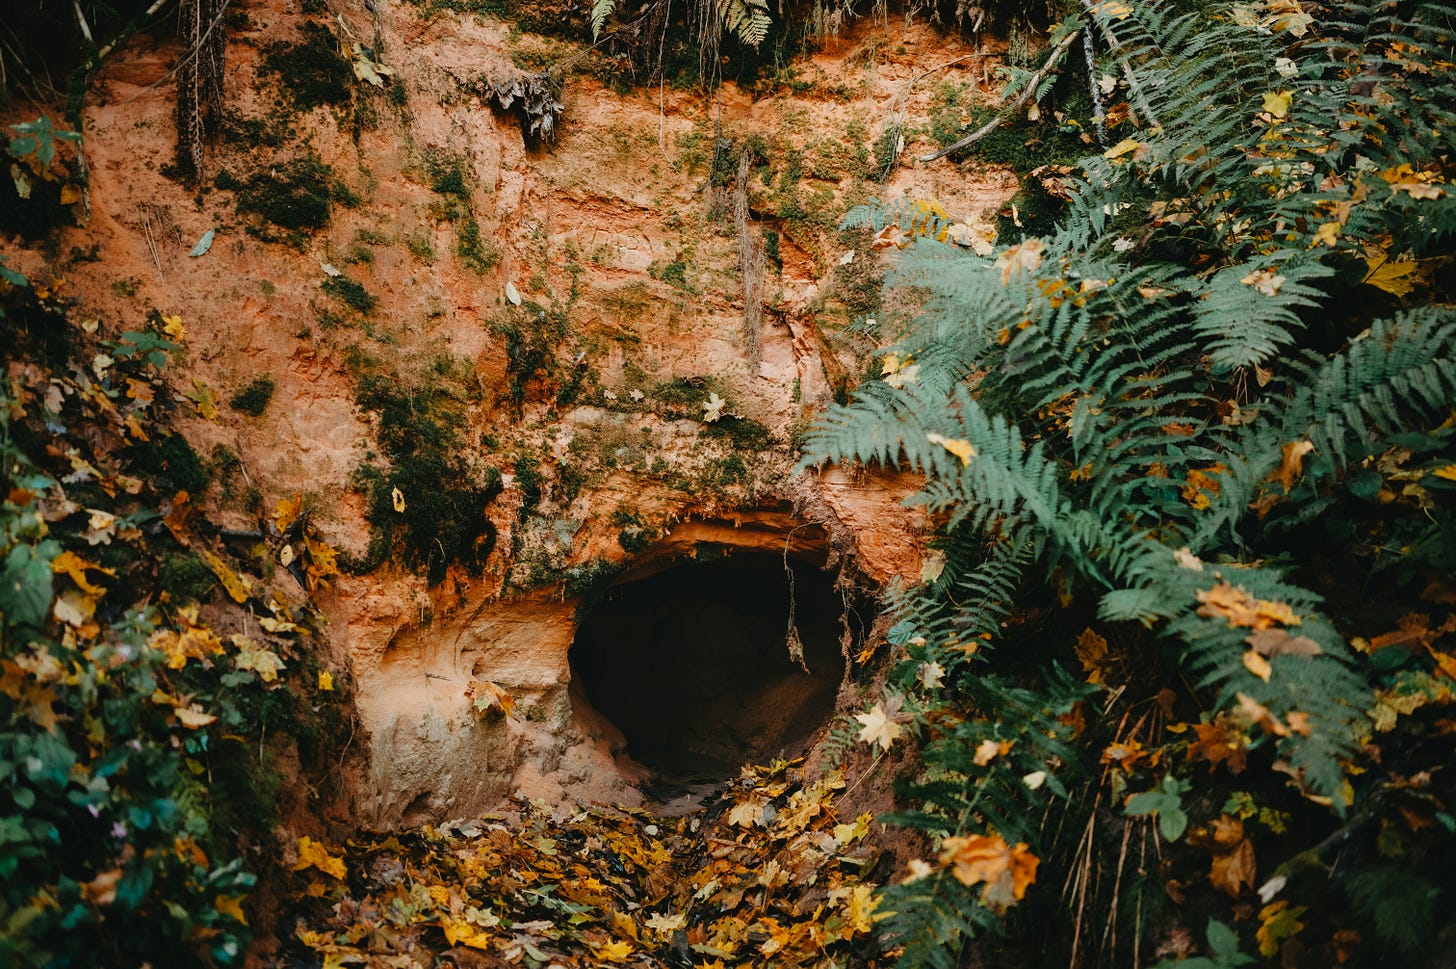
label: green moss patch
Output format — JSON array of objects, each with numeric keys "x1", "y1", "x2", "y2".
[
  {"x1": 229, "y1": 377, "x2": 276, "y2": 416},
  {"x1": 260, "y1": 22, "x2": 354, "y2": 111},
  {"x1": 349, "y1": 356, "x2": 502, "y2": 583},
  {"x1": 215, "y1": 155, "x2": 341, "y2": 232}
]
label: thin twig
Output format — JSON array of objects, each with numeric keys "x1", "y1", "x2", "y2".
[
  {"x1": 141, "y1": 210, "x2": 164, "y2": 277},
  {"x1": 1082, "y1": 0, "x2": 1159, "y2": 129},
  {"x1": 917, "y1": 28, "x2": 1081, "y2": 162}
]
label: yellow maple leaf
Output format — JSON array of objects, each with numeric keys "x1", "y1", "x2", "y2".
[
  {"x1": 1091, "y1": 0, "x2": 1132, "y2": 17},
  {"x1": 590, "y1": 939, "x2": 634, "y2": 962},
  {"x1": 1275, "y1": 440, "x2": 1315, "y2": 492},
  {"x1": 162, "y1": 314, "x2": 186, "y2": 342},
  {"x1": 1257, "y1": 900, "x2": 1307, "y2": 957},
  {"x1": 293, "y1": 836, "x2": 347, "y2": 880},
  {"x1": 1362, "y1": 253, "x2": 1419, "y2": 296},
  {"x1": 51, "y1": 550, "x2": 113, "y2": 595},
  {"x1": 1312, "y1": 221, "x2": 1342, "y2": 247},
  {"x1": 441, "y1": 917, "x2": 495, "y2": 949},
  {"x1": 994, "y1": 238, "x2": 1045, "y2": 284},
  {"x1": 1381, "y1": 163, "x2": 1446, "y2": 199},
  {"x1": 234, "y1": 638, "x2": 286, "y2": 683},
  {"x1": 1103, "y1": 137, "x2": 1144, "y2": 160},
  {"x1": 644, "y1": 912, "x2": 686, "y2": 936},
  {"x1": 275, "y1": 495, "x2": 304, "y2": 533},
  {"x1": 973, "y1": 738, "x2": 1013, "y2": 766},
  {"x1": 726, "y1": 795, "x2": 768, "y2": 827},
  {"x1": 185, "y1": 379, "x2": 219, "y2": 420},
  {"x1": 926, "y1": 433, "x2": 976, "y2": 466},
  {"x1": 466, "y1": 679, "x2": 514, "y2": 718},
  {"x1": 855, "y1": 703, "x2": 904, "y2": 751},
  {"x1": 318, "y1": 670, "x2": 334, "y2": 691},
  {"x1": 843, "y1": 883, "x2": 880, "y2": 934},
  {"x1": 1261, "y1": 90, "x2": 1293, "y2": 118},
  {"x1": 939, "y1": 834, "x2": 1039, "y2": 912}
]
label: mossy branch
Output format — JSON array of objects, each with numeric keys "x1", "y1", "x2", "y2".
[{"x1": 917, "y1": 28, "x2": 1081, "y2": 163}]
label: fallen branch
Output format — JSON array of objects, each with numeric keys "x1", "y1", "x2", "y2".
[{"x1": 918, "y1": 28, "x2": 1082, "y2": 163}]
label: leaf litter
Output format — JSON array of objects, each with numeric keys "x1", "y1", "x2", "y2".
[{"x1": 284, "y1": 758, "x2": 893, "y2": 967}]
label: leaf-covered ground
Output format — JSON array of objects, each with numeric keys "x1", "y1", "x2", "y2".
[{"x1": 280, "y1": 760, "x2": 894, "y2": 968}]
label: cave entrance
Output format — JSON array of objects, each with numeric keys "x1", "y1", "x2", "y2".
[{"x1": 569, "y1": 551, "x2": 851, "y2": 789}]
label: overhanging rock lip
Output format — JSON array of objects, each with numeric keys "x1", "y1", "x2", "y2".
[{"x1": 612, "y1": 505, "x2": 833, "y2": 583}]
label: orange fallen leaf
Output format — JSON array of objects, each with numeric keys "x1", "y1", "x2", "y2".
[{"x1": 1275, "y1": 440, "x2": 1315, "y2": 492}]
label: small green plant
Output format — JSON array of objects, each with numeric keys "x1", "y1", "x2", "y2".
[{"x1": 1124, "y1": 774, "x2": 1191, "y2": 841}]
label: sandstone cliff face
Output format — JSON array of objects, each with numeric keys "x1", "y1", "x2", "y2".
[{"x1": 11, "y1": 0, "x2": 1015, "y2": 823}]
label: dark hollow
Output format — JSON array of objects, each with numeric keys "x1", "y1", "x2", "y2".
[{"x1": 569, "y1": 553, "x2": 848, "y2": 783}]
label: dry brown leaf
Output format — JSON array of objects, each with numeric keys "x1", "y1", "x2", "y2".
[
  {"x1": 995, "y1": 239, "x2": 1045, "y2": 285},
  {"x1": 1210, "y1": 836, "x2": 1256, "y2": 898},
  {"x1": 1186, "y1": 717, "x2": 1248, "y2": 774},
  {"x1": 1236, "y1": 692, "x2": 1290, "y2": 737},
  {"x1": 1245, "y1": 627, "x2": 1322, "y2": 657},
  {"x1": 939, "y1": 834, "x2": 1038, "y2": 913},
  {"x1": 1275, "y1": 440, "x2": 1315, "y2": 492}
]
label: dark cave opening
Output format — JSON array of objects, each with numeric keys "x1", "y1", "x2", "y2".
[{"x1": 569, "y1": 552, "x2": 853, "y2": 786}]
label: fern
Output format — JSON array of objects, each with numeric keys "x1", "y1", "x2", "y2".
[{"x1": 805, "y1": 2, "x2": 1456, "y2": 962}]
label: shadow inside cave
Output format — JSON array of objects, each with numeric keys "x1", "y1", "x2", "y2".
[{"x1": 569, "y1": 552, "x2": 855, "y2": 792}]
